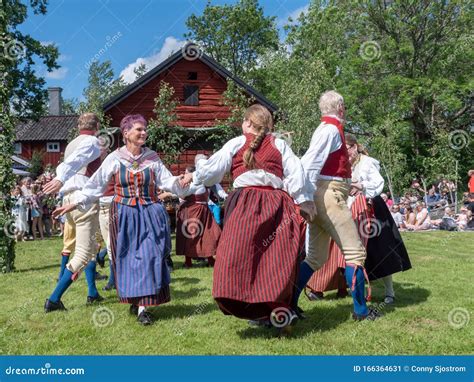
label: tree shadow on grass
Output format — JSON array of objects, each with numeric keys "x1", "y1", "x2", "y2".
[
  {"x1": 171, "y1": 288, "x2": 208, "y2": 300},
  {"x1": 149, "y1": 302, "x2": 219, "y2": 320},
  {"x1": 15, "y1": 263, "x2": 59, "y2": 273},
  {"x1": 237, "y1": 303, "x2": 351, "y2": 339},
  {"x1": 237, "y1": 283, "x2": 431, "y2": 339},
  {"x1": 170, "y1": 276, "x2": 201, "y2": 285}
]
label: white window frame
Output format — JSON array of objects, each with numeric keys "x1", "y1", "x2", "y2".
[
  {"x1": 46, "y1": 142, "x2": 60, "y2": 153},
  {"x1": 14, "y1": 142, "x2": 22, "y2": 154}
]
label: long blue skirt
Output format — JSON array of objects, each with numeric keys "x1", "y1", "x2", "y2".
[{"x1": 110, "y1": 201, "x2": 171, "y2": 306}]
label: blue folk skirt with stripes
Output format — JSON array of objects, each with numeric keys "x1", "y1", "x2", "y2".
[
  {"x1": 109, "y1": 200, "x2": 171, "y2": 306},
  {"x1": 212, "y1": 187, "x2": 303, "y2": 320}
]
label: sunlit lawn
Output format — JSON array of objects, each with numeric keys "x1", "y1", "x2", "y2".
[{"x1": 0, "y1": 231, "x2": 472, "y2": 355}]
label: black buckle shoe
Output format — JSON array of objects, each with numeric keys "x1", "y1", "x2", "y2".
[
  {"x1": 352, "y1": 306, "x2": 383, "y2": 321},
  {"x1": 44, "y1": 299, "x2": 67, "y2": 313},
  {"x1": 129, "y1": 304, "x2": 139, "y2": 316},
  {"x1": 86, "y1": 295, "x2": 104, "y2": 305},
  {"x1": 137, "y1": 310, "x2": 154, "y2": 325}
]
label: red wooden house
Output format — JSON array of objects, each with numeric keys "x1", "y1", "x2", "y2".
[
  {"x1": 15, "y1": 45, "x2": 277, "y2": 182},
  {"x1": 14, "y1": 87, "x2": 76, "y2": 168},
  {"x1": 103, "y1": 44, "x2": 277, "y2": 175}
]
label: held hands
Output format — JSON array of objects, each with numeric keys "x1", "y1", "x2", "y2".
[
  {"x1": 52, "y1": 203, "x2": 77, "y2": 218},
  {"x1": 350, "y1": 181, "x2": 363, "y2": 196},
  {"x1": 43, "y1": 179, "x2": 63, "y2": 195},
  {"x1": 299, "y1": 200, "x2": 317, "y2": 222},
  {"x1": 178, "y1": 172, "x2": 193, "y2": 188}
]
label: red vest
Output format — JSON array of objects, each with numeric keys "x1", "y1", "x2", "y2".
[
  {"x1": 80, "y1": 130, "x2": 102, "y2": 177},
  {"x1": 231, "y1": 134, "x2": 284, "y2": 180},
  {"x1": 319, "y1": 117, "x2": 351, "y2": 179}
]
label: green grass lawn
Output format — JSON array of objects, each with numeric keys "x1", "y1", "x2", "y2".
[{"x1": 0, "y1": 232, "x2": 472, "y2": 355}]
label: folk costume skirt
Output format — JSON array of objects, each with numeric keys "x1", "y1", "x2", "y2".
[
  {"x1": 212, "y1": 187, "x2": 302, "y2": 320},
  {"x1": 110, "y1": 201, "x2": 171, "y2": 306}
]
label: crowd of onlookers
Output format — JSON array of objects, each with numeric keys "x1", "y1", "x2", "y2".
[
  {"x1": 10, "y1": 169, "x2": 65, "y2": 242},
  {"x1": 9, "y1": 168, "x2": 474, "y2": 238},
  {"x1": 387, "y1": 173, "x2": 474, "y2": 232}
]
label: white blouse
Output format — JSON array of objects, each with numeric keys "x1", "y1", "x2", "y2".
[
  {"x1": 192, "y1": 134, "x2": 314, "y2": 204},
  {"x1": 74, "y1": 149, "x2": 186, "y2": 211},
  {"x1": 55, "y1": 135, "x2": 102, "y2": 195},
  {"x1": 347, "y1": 154, "x2": 384, "y2": 208}
]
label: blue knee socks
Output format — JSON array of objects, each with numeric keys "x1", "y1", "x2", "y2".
[
  {"x1": 50, "y1": 269, "x2": 74, "y2": 303},
  {"x1": 58, "y1": 253, "x2": 70, "y2": 280},
  {"x1": 107, "y1": 261, "x2": 115, "y2": 287},
  {"x1": 85, "y1": 261, "x2": 99, "y2": 298},
  {"x1": 292, "y1": 261, "x2": 315, "y2": 308},
  {"x1": 345, "y1": 265, "x2": 369, "y2": 317}
]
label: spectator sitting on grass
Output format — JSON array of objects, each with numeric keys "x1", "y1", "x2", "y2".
[
  {"x1": 456, "y1": 207, "x2": 471, "y2": 231},
  {"x1": 424, "y1": 186, "x2": 441, "y2": 209},
  {"x1": 405, "y1": 201, "x2": 431, "y2": 231},
  {"x1": 400, "y1": 202, "x2": 415, "y2": 230},
  {"x1": 391, "y1": 204, "x2": 404, "y2": 228},
  {"x1": 431, "y1": 207, "x2": 456, "y2": 229}
]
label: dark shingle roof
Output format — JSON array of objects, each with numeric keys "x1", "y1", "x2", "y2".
[
  {"x1": 103, "y1": 44, "x2": 278, "y2": 113},
  {"x1": 15, "y1": 115, "x2": 78, "y2": 141}
]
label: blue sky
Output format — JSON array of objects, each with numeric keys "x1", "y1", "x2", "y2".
[{"x1": 20, "y1": 0, "x2": 310, "y2": 101}]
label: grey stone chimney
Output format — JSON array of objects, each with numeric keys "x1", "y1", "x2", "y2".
[{"x1": 48, "y1": 87, "x2": 63, "y2": 115}]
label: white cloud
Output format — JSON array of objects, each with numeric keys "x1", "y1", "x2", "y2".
[
  {"x1": 40, "y1": 41, "x2": 56, "y2": 47},
  {"x1": 119, "y1": 36, "x2": 186, "y2": 83},
  {"x1": 58, "y1": 54, "x2": 72, "y2": 62},
  {"x1": 46, "y1": 67, "x2": 69, "y2": 80},
  {"x1": 277, "y1": 4, "x2": 309, "y2": 27}
]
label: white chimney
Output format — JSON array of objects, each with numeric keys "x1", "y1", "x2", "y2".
[{"x1": 48, "y1": 87, "x2": 63, "y2": 115}]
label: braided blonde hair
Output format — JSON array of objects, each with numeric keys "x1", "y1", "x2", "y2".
[{"x1": 242, "y1": 104, "x2": 274, "y2": 169}]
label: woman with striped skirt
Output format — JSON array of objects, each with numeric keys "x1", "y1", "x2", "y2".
[
  {"x1": 181, "y1": 104, "x2": 316, "y2": 328},
  {"x1": 176, "y1": 165, "x2": 221, "y2": 268},
  {"x1": 53, "y1": 114, "x2": 188, "y2": 325},
  {"x1": 306, "y1": 134, "x2": 411, "y2": 304}
]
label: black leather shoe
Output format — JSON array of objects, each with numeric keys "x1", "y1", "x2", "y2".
[
  {"x1": 95, "y1": 272, "x2": 108, "y2": 281},
  {"x1": 86, "y1": 295, "x2": 104, "y2": 305},
  {"x1": 102, "y1": 284, "x2": 116, "y2": 291},
  {"x1": 44, "y1": 299, "x2": 67, "y2": 313},
  {"x1": 137, "y1": 310, "x2": 154, "y2": 325},
  {"x1": 352, "y1": 306, "x2": 383, "y2": 321},
  {"x1": 294, "y1": 306, "x2": 306, "y2": 320},
  {"x1": 129, "y1": 304, "x2": 138, "y2": 315}
]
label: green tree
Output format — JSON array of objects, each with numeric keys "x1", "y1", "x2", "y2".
[
  {"x1": 133, "y1": 63, "x2": 148, "y2": 80},
  {"x1": 185, "y1": 0, "x2": 279, "y2": 79},
  {"x1": 280, "y1": 0, "x2": 473, "y2": 195},
  {"x1": 147, "y1": 81, "x2": 184, "y2": 165},
  {"x1": 73, "y1": 60, "x2": 126, "y2": 140},
  {"x1": 61, "y1": 97, "x2": 79, "y2": 115},
  {"x1": 0, "y1": 0, "x2": 59, "y2": 272}
]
